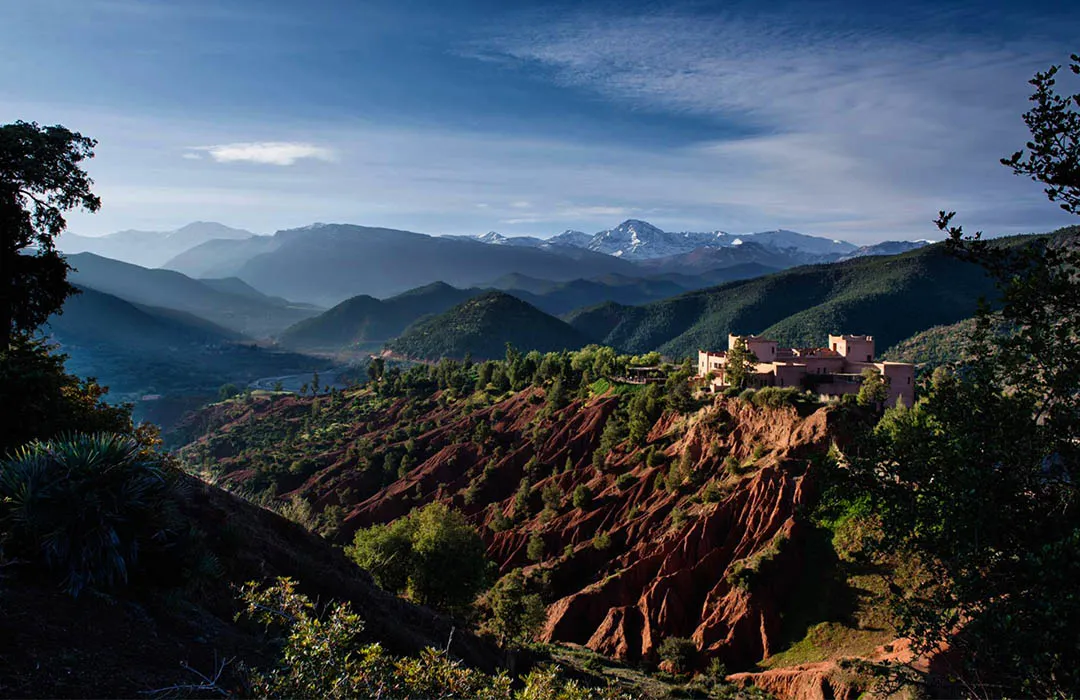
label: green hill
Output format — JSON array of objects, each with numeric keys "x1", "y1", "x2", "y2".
[
  {"x1": 881, "y1": 315, "x2": 1011, "y2": 369},
  {"x1": 387, "y1": 291, "x2": 593, "y2": 360},
  {"x1": 278, "y1": 282, "x2": 476, "y2": 350},
  {"x1": 564, "y1": 239, "x2": 1026, "y2": 358}
]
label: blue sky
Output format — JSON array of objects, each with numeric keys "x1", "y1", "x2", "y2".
[{"x1": 2, "y1": 0, "x2": 1077, "y2": 243}]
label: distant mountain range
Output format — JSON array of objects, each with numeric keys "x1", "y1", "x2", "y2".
[
  {"x1": 58, "y1": 219, "x2": 935, "y2": 311},
  {"x1": 450, "y1": 219, "x2": 868, "y2": 260},
  {"x1": 60, "y1": 222, "x2": 255, "y2": 269},
  {"x1": 66, "y1": 253, "x2": 319, "y2": 337},
  {"x1": 163, "y1": 223, "x2": 641, "y2": 305}
]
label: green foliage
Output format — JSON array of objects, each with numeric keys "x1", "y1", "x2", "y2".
[
  {"x1": 657, "y1": 637, "x2": 696, "y2": 674},
  {"x1": 826, "y1": 56, "x2": 1080, "y2": 697},
  {"x1": 238, "y1": 577, "x2": 512, "y2": 699},
  {"x1": 540, "y1": 483, "x2": 563, "y2": 511},
  {"x1": 726, "y1": 532, "x2": 788, "y2": 592},
  {"x1": 855, "y1": 368, "x2": 888, "y2": 407},
  {"x1": 527, "y1": 533, "x2": 546, "y2": 562},
  {"x1": 489, "y1": 510, "x2": 513, "y2": 533},
  {"x1": 669, "y1": 506, "x2": 688, "y2": 530},
  {"x1": 592, "y1": 532, "x2": 612, "y2": 551},
  {"x1": 572, "y1": 485, "x2": 592, "y2": 510},
  {"x1": 615, "y1": 473, "x2": 636, "y2": 491},
  {"x1": 0, "y1": 120, "x2": 101, "y2": 347},
  {"x1": 0, "y1": 338, "x2": 135, "y2": 455},
  {"x1": 724, "y1": 337, "x2": 756, "y2": 389},
  {"x1": 702, "y1": 481, "x2": 724, "y2": 503},
  {"x1": 565, "y1": 236, "x2": 1004, "y2": 360},
  {"x1": 346, "y1": 502, "x2": 489, "y2": 615},
  {"x1": 387, "y1": 292, "x2": 590, "y2": 361},
  {"x1": 0, "y1": 433, "x2": 183, "y2": 596},
  {"x1": 751, "y1": 386, "x2": 809, "y2": 409},
  {"x1": 485, "y1": 568, "x2": 548, "y2": 647},
  {"x1": 218, "y1": 382, "x2": 241, "y2": 401},
  {"x1": 239, "y1": 578, "x2": 620, "y2": 699},
  {"x1": 626, "y1": 383, "x2": 664, "y2": 446}
]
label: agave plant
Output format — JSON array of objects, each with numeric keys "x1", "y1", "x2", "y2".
[{"x1": 0, "y1": 433, "x2": 180, "y2": 596}]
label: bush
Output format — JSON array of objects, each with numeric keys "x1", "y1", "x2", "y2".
[
  {"x1": 592, "y1": 532, "x2": 612, "y2": 550},
  {"x1": 751, "y1": 386, "x2": 800, "y2": 409},
  {"x1": 346, "y1": 502, "x2": 489, "y2": 615},
  {"x1": 658, "y1": 636, "x2": 696, "y2": 673},
  {"x1": 0, "y1": 433, "x2": 183, "y2": 596},
  {"x1": 239, "y1": 577, "x2": 514, "y2": 698},
  {"x1": 485, "y1": 568, "x2": 547, "y2": 647},
  {"x1": 527, "y1": 533, "x2": 545, "y2": 562},
  {"x1": 572, "y1": 485, "x2": 592, "y2": 510},
  {"x1": 0, "y1": 339, "x2": 134, "y2": 456},
  {"x1": 737, "y1": 388, "x2": 756, "y2": 402},
  {"x1": 702, "y1": 482, "x2": 724, "y2": 503},
  {"x1": 615, "y1": 473, "x2": 637, "y2": 491}
]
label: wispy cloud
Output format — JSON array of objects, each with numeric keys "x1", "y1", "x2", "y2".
[
  {"x1": 474, "y1": 9, "x2": 1074, "y2": 236},
  {"x1": 190, "y1": 141, "x2": 334, "y2": 165}
]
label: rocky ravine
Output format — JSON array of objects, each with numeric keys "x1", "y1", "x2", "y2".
[{"x1": 176, "y1": 386, "x2": 853, "y2": 683}]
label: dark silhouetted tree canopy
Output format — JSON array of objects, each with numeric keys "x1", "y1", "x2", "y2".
[{"x1": 0, "y1": 121, "x2": 100, "y2": 347}]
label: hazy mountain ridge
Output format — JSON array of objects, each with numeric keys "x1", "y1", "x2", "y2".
[
  {"x1": 186, "y1": 223, "x2": 640, "y2": 306},
  {"x1": 44, "y1": 286, "x2": 324, "y2": 400},
  {"x1": 67, "y1": 253, "x2": 318, "y2": 338},
  {"x1": 60, "y1": 222, "x2": 255, "y2": 268}
]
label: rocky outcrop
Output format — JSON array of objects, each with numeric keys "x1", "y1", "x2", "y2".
[{"x1": 175, "y1": 387, "x2": 842, "y2": 673}]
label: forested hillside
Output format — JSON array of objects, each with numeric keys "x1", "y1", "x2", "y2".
[{"x1": 564, "y1": 239, "x2": 1029, "y2": 356}]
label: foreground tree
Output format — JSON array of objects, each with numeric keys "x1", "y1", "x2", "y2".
[
  {"x1": 723, "y1": 336, "x2": 757, "y2": 389},
  {"x1": 346, "y1": 501, "x2": 489, "y2": 616},
  {"x1": 833, "y1": 53, "x2": 1080, "y2": 696},
  {"x1": 0, "y1": 121, "x2": 100, "y2": 349}
]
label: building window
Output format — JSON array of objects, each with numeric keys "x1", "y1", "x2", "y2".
[{"x1": 866, "y1": 354, "x2": 871, "y2": 362}]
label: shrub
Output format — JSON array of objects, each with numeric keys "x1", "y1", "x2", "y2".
[
  {"x1": 485, "y1": 568, "x2": 547, "y2": 647},
  {"x1": 615, "y1": 473, "x2": 637, "y2": 491},
  {"x1": 669, "y1": 506, "x2": 688, "y2": 530},
  {"x1": 737, "y1": 388, "x2": 756, "y2": 402},
  {"x1": 0, "y1": 433, "x2": 183, "y2": 596},
  {"x1": 592, "y1": 531, "x2": 612, "y2": 550},
  {"x1": 751, "y1": 386, "x2": 800, "y2": 409},
  {"x1": 527, "y1": 533, "x2": 545, "y2": 562},
  {"x1": 489, "y1": 511, "x2": 512, "y2": 533},
  {"x1": 347, "y1": 502, "x2": 489, "y2": 615},
  {"x1": 702, "y1": 482, "x2": 724, "y2": 503},
  {"x1": 540, "y1": 483, "x2": 564, "y2": 511},
  {"x1": 239, "y1": 578, "x2": 514, "y2": 698},
  {"x1": 572, "y1": 485, "x2": 592, "y2": 510},
  {"x1": 658, "y1": 636, "x2": 696, "y2": 673}
]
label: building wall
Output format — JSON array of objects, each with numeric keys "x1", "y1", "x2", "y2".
[
  {"x1": 699, "y1": 335, "x2": 914, "y2": 404},
  {"x1": 829, "y1": 334, "x2": 875, "y2": 363}
]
